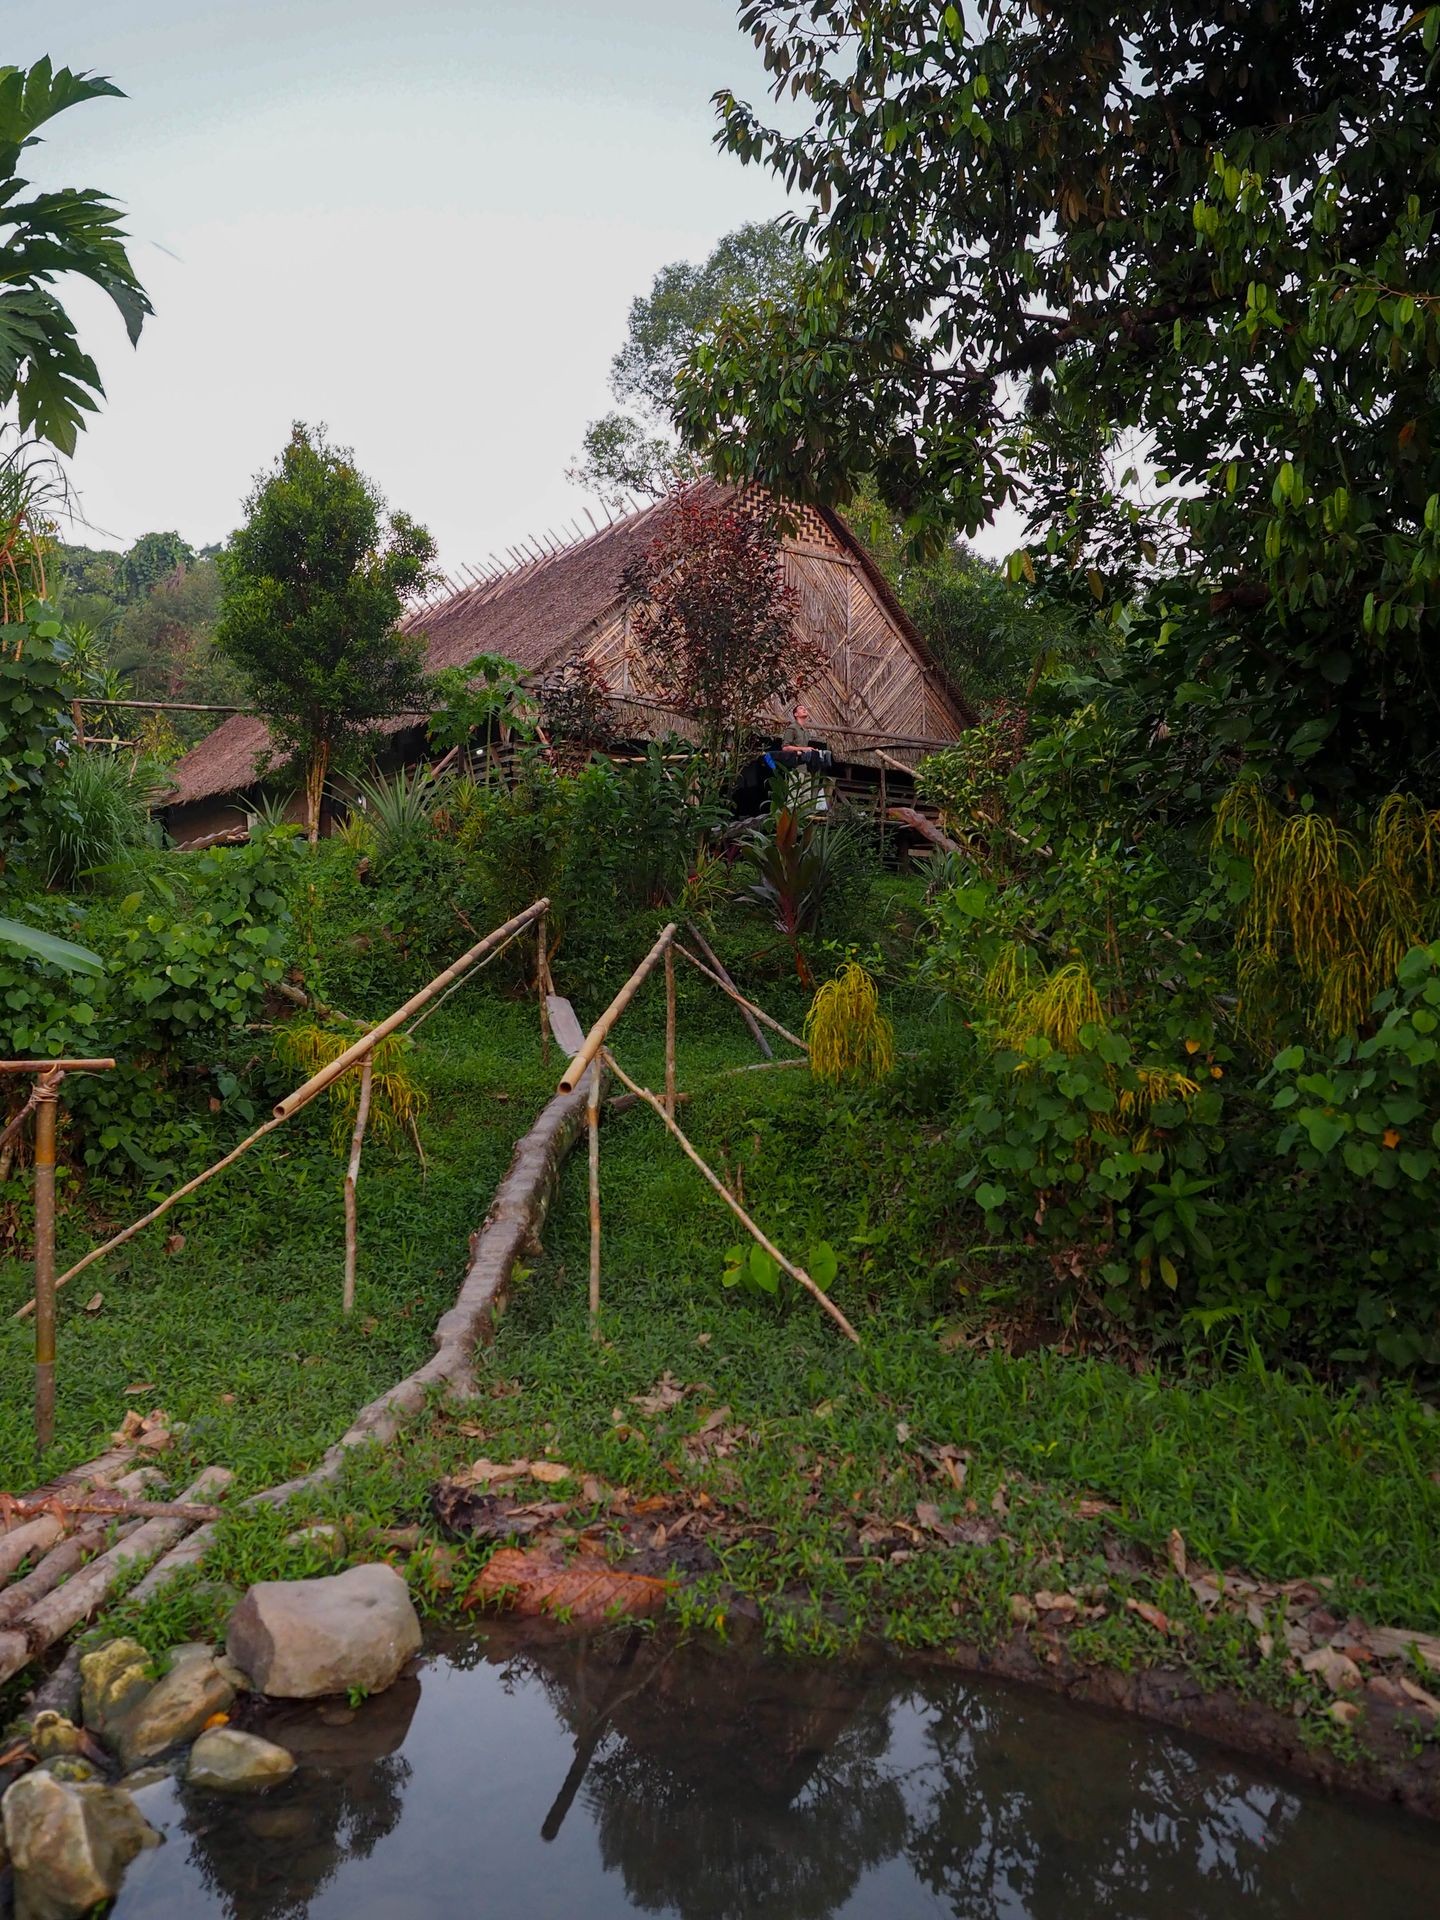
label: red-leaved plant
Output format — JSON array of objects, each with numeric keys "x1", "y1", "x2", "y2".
[{"x1": 620, "y1": 486, "x2": 822, "y2": 772}]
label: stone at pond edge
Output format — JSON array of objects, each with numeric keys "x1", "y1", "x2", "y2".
[
  {"x1": 225, "y1": 1564, "x2": 421, "y2": 1700},
  {"x1": 187, "y1": 1728, "x2": 296, "y2": 1793},
  {"x1": 115, "y1": 1655, "x2": 236, "y2": 1771},
  {"x1": 2, "y1": 1772, "x2": 159, "y2": 1920},
  {"x1": 79, "y1": 1640, "x2": 153, "y2": 1740}
]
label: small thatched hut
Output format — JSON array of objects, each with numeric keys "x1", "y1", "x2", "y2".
[{"x1": 163, "y1": 485, "x2": 974, "y2": 843}]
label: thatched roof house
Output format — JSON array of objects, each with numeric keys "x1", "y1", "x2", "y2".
[{"x1": 164, "y1": 486, "x2": 974, "y2": 841}]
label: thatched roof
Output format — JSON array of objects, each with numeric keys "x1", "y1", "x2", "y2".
[{"x1": 167, "y1": 487, "x2": 972, "y2": 808}]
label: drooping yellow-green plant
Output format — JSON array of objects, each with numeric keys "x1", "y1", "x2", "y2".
[
  {"x1": 992, "y1": 957, "x2": 1103, "y2": 1055},
  {"x1": 805, "y1": 961, "x2": 896, "y2": 1085},
  {"x1": 1213, "y1": 781, "x2": 1440, "y2": 1037},
  {"x1": 272, "y1": 1022, "x2": 426, "y2": 1149}
]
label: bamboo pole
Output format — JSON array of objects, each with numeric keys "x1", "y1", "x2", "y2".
[
  {"x1": 671, "y1": 943, "x2": 808, "y2": 1053},
  {"x1": 664, "y1": 945, "x2": 677, "y2": 1120},
  {"x1": 32, "y1": 1071, "x2": 60, "y2": 1457},
  {"x1": 558, "y1": 922, "x2": 677, "y2": 1093},
  {"x1": 342, "y1": 1056, "x2": 374, "y2": 1316},
  {"x1": 600, "y1": 1050, "x2": 859, "y2": 1344},
  {"x1": 685, "y1": 922, "x2": 771, "y2": 1059},
  {"x1": 587, "y1": 1066, "x2": 602, "y2": 1341},
  {"x1": 404, "y1": 916, "x2": 535, "y2": 1037},
  {"x1": 275, "y1": 897, "x2": 549, "y2": 1119},
  {"x1": 538, "y1": 911, "x2": 552, "y2": 1067},
  {"x1": 0, "y1": 1469, "x2": 164, "y2": 1630},
  {"x1": 0, "y1": 1466, "x2": 233, "y2": 1687},
  {"x1": 0, "y1": 1444, "x2": 146, "y2": 1584},
  {"x1": 0, "y1": 1061, "x2": 117, "y2": 1074}
]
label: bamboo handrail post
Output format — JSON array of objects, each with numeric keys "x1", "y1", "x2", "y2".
[
  {"x1": 671, "y1": 943, "x2": 808, "y2": 1054},
  {"x1": 538, "y1": 912, "x2": 551, "y2": 1067},
  {"x1": 558, "y1": 922, "x2": 677, "y2": 1093},
  {"x1": 587, "y1": 1065, "x2": 602, "y2": 1341},
  {"x1": 342, "y1": 1056, "x2": 374, "y2": 1316},
  {"x1": 599, "y1": 1050, "x2": 859, "y2": 1345},
  {"x1": 664, "y1": 944, "x2": 677, "y2": 1120},
  {"x1": 32, "y1": 1070, "x2": 61, "y2": 1459}
]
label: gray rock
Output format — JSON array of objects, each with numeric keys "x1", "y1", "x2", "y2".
[
  {"x1": 226, "y1": 1564, "x2": 421, "y2": 1700},
  {"x1": 187, "y1": 1728, "x2": 296, "y2": 1793},
  {"x1": 78, "y1": 1640, "x2": 153, "y2": 1739},
  {"x1": 2, "y1": 1772, "x2": 159, "y2": 1920},
  {"x1": 115, "y1": 1654, "x2": 235, "y2": 1770}
]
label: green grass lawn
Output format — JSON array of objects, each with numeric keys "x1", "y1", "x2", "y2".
[{"x1": 5, "y1": 960, "x2": 1438, "y2": 1688}]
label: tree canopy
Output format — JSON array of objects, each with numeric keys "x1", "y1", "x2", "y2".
[
  {"x1": 573, "y1": 220, "x2": 801, "y2": 502},
  {"x1": 216, "y1": 425, "x2": 437, "y2": 839},
  {"x1": 0, "y1": 58, "x2": 152, "y2": 454},
  {"x1": 676, "y1": 2, "x2": 1440, "y2": 796}
]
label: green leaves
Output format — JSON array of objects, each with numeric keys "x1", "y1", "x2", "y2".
[{"x1": 0, "y1": 913, "x2": 102, "y2": 975}]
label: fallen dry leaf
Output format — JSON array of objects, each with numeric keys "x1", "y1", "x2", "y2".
[
  {"x1": 895, "y1": 1421, "x2": 911, "y2": 1443},
  {"x1": 1034, "y1": 1590, "x2": 1078, "y2": 1619},
  {"x1": 1397, "y1": 1676, "x2": 1440, "y2": 1718},
  {"x1": 123, "y1": 1382, "x2": 155, "y2": 1396},
  {"x1": 630, "y1": 1372, "x2": 688, "y2": 1416},
  {"x1": 83, "y1": 1293, "x2": 103, "y2": 1315},
  {"x1": 455, "y1": 1422, "x2": 487, "y2": 1439},
  {"x1": 915, "y1": 1501, "x2": 945, "y2": 1532},
  {"x1": 528, "y1": 1461, "x2": 570, "y2": 1485},
  {"x1": 465, "y1": 1546, "x2": 671, "y2": 1623},
  {"x1": 1301, "y1": 1645, "x2": 1362, "y2": 1694},
  {"x1": 990, "y1": 1484, "x2": 1009, "y2": 1518},
  {"x1": 1365, "y1": 1626, "x2": 1440, "y2": 1673},
  {"x1": 164, "y1": 1231, "x2": 185, "y2": 1256},
  {"x1": 1167, "y1": 1528, "x2": 1187, "y2": 1577},
  {"x1": 1009, "y1": 1594, "x2": 1037, "y2": 1626},
  {"x1": 1328, "y1": 1699, "x2": 1362, "y2": 1729},
  {"x1": 1125, "y1": 1597, "x2": 1171, "y2": 1634},
  {"x1": 1076, "y1": 1497, "x2": 1116, "y2": 1519},
  {"x1": 695, "y1": 1333, "x2": 712, "y2": 1347}
]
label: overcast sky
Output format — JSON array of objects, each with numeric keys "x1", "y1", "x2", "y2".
[{"x1": 8, "y1": 1, "x2": 801, "y2": 569}]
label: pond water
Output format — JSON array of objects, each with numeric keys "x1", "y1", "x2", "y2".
[{"x1": 112, "y1": 1628, "x2": 1438, "y2": 1919}]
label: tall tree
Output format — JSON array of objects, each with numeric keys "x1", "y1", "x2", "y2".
[
  {"x1": 216, "y1": 425, "x2": 437, "y2": 841},
  {"x1": 0, "y1": 58, "x2": 152, "y2": 453},
  {"x1": 619, "y1": 487, "x2": 819, "y2": 771},
  {"x1": 676, "y1": 3, "x2": 1440, "y2": 796},
  {"x1": 573, "y1": 220, "x2": 801, "y2": 503}
]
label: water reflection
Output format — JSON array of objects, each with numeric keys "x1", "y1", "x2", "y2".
[{"x1": 113, "y1": 1627, "x2": 1439, "y2": 1920}]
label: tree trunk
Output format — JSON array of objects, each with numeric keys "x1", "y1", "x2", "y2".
[{"x1": 305, "y1": 738, "x2": 331, "y2": 844}]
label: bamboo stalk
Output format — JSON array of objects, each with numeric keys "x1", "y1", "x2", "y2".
[
  {"x1": 0, "y1": 1466, "x2": 233, "y2": 1686},
  {"x1": 32, "y1": 1071, "x2": 60, "y2": 1457},
  {"x1": 0, "y1": 1061, "x2": 117, "y2": 1074},
  {"x1": 664, "y1": 945, "x2": 677, "y2": 1120},
  {"x1": 671, "y1": 943, "x2": 808, "y2": 1053},
  {"x1": 404, "y1": 916, "x2": 535, "y2": 1037},
  {"x1": 600, "y1": 1051, "x2": 859, "y2": 1344},
  {"x1": 275, "y1": 898, "x2": 549, "y2": 1118},
  {"x1": 558, "y1": 922, "x2": 677, "y2": 1093},
  {"x1": 684, "y1": 922, "x2": 772, "y2": 1059},
  {"x1": 587, "y1": 1066, "x2": 602, "y2": 1341},
  {"x1": 342, "y1": 1056, "x2": 374, "y2": 1317}
]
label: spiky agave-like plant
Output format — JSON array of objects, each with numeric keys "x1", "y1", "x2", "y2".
[{"x1": 804, "y1": 961, "x2": 895, "y2": 1085}]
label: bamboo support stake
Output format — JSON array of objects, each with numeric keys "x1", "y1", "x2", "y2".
[
  {"x1": 403, "y1": 917, "x2": 534, "y2": 1037},
  {"x1": 671, "y1": 943, "x2": 808, "y2": 1054},
  {"x1": 685, "y1": 922, "x2": 771, "y2": 1059},
  {"x1": 31, "y1": 1070, "x2": 61, "y2": 1458},
  {"x1": 664, "y1": 944, "x2": 677, "y2": 1120},
  {"x1": 587, "y1": 1066, "x2": 602, "y2": 1340},
  {"x1": 342, "y1": 1056, "x2": 374, "y2": 1316},
  {"x1": 275, "y1": 897, "x2": 549, "y2": 1118},
  {"x1": 538, "y1": 912, "x2": 552, "y2": 1067},
  {"x1": 600, "y1": 1050, "x2": 859, "y2": 1345},
  {"x1": 558, "y1": 922, "x2": 677, "y2": 1093}
]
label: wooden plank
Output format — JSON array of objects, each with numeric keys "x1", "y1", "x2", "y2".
[
  {"x1": 545, "y1": 995, "x2": 587, "y2": 1056},
  {"x1": 887, "y1": 806, "x2": 965, "y2": 855}
]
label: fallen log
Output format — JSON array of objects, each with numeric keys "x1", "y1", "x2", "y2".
[
  {"x1": 0, "y1": 1444, "x2": 144, "y2": 1584},
  {"x1": 0, "y1": 1466, "x2": 232, "y2": 1687},
  {"x1": 0, "y1": 1470, "x2": 165, "y2": 1630}
]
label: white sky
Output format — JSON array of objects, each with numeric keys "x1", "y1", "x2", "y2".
[
  {"x1": 10, "y1": 2, "x2": 1019, "y2": 570},
  {"x1": 6, "y1": 1, "x2": 798, "y2": 567}
]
